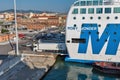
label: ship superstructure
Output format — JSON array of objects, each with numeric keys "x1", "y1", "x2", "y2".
[{"x1": 66, "y1": 0, "x2": 120, "y2": 63}]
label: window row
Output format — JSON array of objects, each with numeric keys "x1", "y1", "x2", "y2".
[
  {"x1": 74, "y1": 0, "x2": 105, "y2": 6},
  {"x1": 73, "y1": 16, "x2": 119, "y2": 20},
  {"x1": 72, "y1": 7, "x2": 120, "y2": 14}
]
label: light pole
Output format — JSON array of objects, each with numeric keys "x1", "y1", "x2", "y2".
[{"x1": 14, "y1": 0, "x2": 19, "y2": 55}]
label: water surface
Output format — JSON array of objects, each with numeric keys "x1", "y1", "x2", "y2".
[{"x1": 43, "y1": 56, "x2": 120, "y2": 80}]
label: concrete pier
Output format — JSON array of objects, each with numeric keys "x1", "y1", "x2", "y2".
[{"x1": 0, "y1": 53, "x2": 58, "y2": 80}]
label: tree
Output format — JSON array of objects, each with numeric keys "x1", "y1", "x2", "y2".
[
  {"x1": 1, "y1": 29, "x2": 9, "y2": 33},
  {"x1": 0, "y1": 22, "x2": 3, "y2": 25}
]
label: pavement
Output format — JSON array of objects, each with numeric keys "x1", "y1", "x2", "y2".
[
  {"x1": 0, "y1": 37, "x2": 58, "y2": 80},
  {"x1": 0, "y1": 39, "x2": 31, "y2": 55},
  {"x1": 0, "y1": 41, "x2": 9, "y2": 45},
  {"x1": 0, "y1": 44, "x2": 12, "y2": 55},
  {"x1": 0, "y1": 53, "x2": 58, "y2": 80}
]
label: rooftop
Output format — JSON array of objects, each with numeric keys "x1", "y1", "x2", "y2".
[{"x1": 34, "y1": 32, "x2": 65, "y2": 43}]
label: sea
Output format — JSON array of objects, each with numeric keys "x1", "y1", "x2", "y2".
[{"x1": 43, "y1": 56, "x2": 120, "y2": 80}]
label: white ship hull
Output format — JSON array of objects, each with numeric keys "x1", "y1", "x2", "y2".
[{"x1": 66, "y1": 0, "x2": 120, "y2": 63}]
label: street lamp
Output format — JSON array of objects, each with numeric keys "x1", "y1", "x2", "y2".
[{"x1": 14, "y1": 0, "x2": 19, "y2": 55}]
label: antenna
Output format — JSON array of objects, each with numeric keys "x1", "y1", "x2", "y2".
[{"x1": 14, "y1": 0, "x2": 19, "y2": 55}]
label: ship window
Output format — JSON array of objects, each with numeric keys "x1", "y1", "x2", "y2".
[
  {"x1": 80, "y1": 8, "x2": 86, "y2": 14},
  {"x1": 97, "y1": 39, "x2": 99, "y2": 41},
  {"x1": 80, "y1": 1, "x2": 86, "y2": 6},
  {"x1": 105, "y1": 39, "x2": 107, "y2": 42},
  {"x1": 82, "y1": 17, "x2": 85, "y2": 20},
  {"x1": 90, "y1": 17, "x2": 93, "y2": 19},
  {"x1": 72, "y1": 8, "x2": 78, "y2": 14},
  {"x1": 113, "y1": 39, "x2": 116, "y2": 42},
  {"x1": 99, "y1": 0, "x2": 103, "y2": 5},
  {"x1": 104, "y1": 1, "x2": 112, "y2": 5},
  {"x1": 74, "y1": 2, "x2": 79, "y2": 6},
  {"x1": 106, "y1": 16, "x2": 110, "y2": 19},
  {"x1": 74, "y1": 24, "x2": 76, "y2": 27},
  {"x1": 114, "y1": 7, "x2": 120, "y2": 13},
  {"x1": 93, "y1": 1, "x2": 98, "y2": 5},
  {"x1": 88, "y1": 8, "x2": 94, "y2": 14},
  {"x1": 87, "y1": 1, "x2": 92, "y2": 6},
  {"x1": 96, "y1": 8, "x2": 103, "y2": 14},
  {"x1": 105, "y1": 8, "x2": 111, "y2": 13},
  {"x1": 73, "y1": 17, "x2": 76, "y2": 20},
  {"x1": 98, "y1": 24, "x2": 101, "y2": 27},
  {"x1": 98, "y1": 16, "x2": 101, "y2": 19},
  {"x1": 97, "y1": 32, "x2": 99, "y2": 34},
  {"x1": 114, "y1": 32, "x2": 117, "y2": 35},
  {"x1": 72, "y1": 38, "x2": 86, "y2": 43},
  {"x1": 89, "y1": 32, "x2": 91, "y2": 34},
  {"x1": 115, "y1": 16, "x2": 118, "y2": 19}
]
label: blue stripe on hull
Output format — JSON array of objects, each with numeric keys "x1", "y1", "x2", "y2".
[{"x1": 65, "y1": 57, "x2": 94, "y2": 64}]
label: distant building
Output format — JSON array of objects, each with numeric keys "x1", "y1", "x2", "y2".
[
  {"x1": 29, "y1": 12, "x2": 34, "y2": 18},
  {"x1": 17, "y1": 12, "x2": 66, "y2": 30},
  {"x1": 0, "y1": 13, "x2": 14, "y2": 21},
  {"x1": 0, "y1": 14, "x2": 4, "y2": 19},
  {"x1": 2, "y1": 21, "x2": 14, "y2": 32},
  {"x1": 0, "y1": 34, "x2": 15, "y2": 43}
]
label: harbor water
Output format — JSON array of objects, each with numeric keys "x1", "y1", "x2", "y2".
[{"x1": 43, "y1": 56, "x2": 120, "y2": 80}]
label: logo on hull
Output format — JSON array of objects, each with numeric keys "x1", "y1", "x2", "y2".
[
  {"x1": 78, "y1": 24, "x2": 120, "y2": 55},
  {"x1": 67, "y1": 26, "x2": 78, "y2": 30}
]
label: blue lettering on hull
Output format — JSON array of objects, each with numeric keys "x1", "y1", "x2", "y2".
[{"x1": 78, "y1": 24, "x2": 120, "y2": 55}]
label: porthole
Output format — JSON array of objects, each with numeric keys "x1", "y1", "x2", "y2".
[
  {"x1": 97, "y1": 39, "x2": 99, "y2": 41},
  {"x1": 90, "y1": 17, "x2": 93, "y2": 20},
  {"x1": 82, "y1": 17, "x2": 85, "y2": 20},
  {"x1": 115, "y1": 16, "x2": 118, "y2": 19},
  {"x1": 74, "y1": 24, "x2": 77, "y2": 27},
  {"x1": 105, "y1": 39, "x2": 107, "y2": 42},
  {"x1": 73, "y1": 17, "x2": 76, "y2": 20},
  {"x1": 97, "y1": 32, "x2": 99, "y2": 34},
  {"x1": 114, "y1": 32, "x2": 117, "y2": 35},
  {"x1": 98, "y1": 17, "x2": 101, "y2": 19},
  {"x1": 88, "y1": 32, "x2": 91, "y2": 34},
  {"x1": 106, "y1": 16, "x2": 110, "y2": 19},
  {"x1": 113, "y1": 39, "x2": 116, "y2": 42},
  {"x1": 98, "y1": 24, "x2": 101, "y2": 27},
  {"x1": 106, "y1": 32, "x2": 108, "y2": 35}
]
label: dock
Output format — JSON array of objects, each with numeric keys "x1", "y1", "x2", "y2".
[{"x1": 0, "y1": 52, "x2": 58, "y2": 80}]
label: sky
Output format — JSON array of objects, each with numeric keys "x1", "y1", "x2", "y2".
[{"x1": 0, "y1": 0, "x2": 76, "y2": 13}]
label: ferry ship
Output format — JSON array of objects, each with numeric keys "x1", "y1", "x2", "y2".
[{"x1": 65, "y1": 0, "x2": 120, "y2": 63}]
